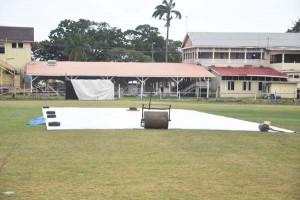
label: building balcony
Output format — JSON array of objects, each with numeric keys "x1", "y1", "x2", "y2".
[{"x1": 183, "y1": 58, "x2": 263, "y2": 65}]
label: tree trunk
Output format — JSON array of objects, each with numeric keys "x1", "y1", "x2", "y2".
[{"x1": 165, "y1": 26, "x2": 169, "y2": 63}]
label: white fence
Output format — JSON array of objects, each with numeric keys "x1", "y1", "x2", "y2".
[{"x1": 115, "y1": 90, "x2": 300, "y2": 100}]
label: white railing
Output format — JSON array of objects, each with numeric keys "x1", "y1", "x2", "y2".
[
  {"x1": 183, "y1": 59, "x2": 263, "y2": 65},
  {"x1": 195, "y1": 81, "x2": 208, "y2": 87}
]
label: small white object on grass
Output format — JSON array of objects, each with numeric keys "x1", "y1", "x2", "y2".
[{"x1": 2, "y1": 191, "x2": 14, "y2": 196}]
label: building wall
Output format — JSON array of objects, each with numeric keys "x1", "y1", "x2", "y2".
[
  {"x1": 267, "y1": 83, "x2": 297, "y2": 98},
  {"x1": 0, "y1": 68, "x2": 13, "y2": 87},
  {"x1": 219, "y1": 79, "x2": 265, "y2": 98},
  {"x1": 0, "y1": 42, "x2": 31, "y2": 88},
  {"x1": 181, "y1": 34, "x2": 300, "y2": 97},
  {"x1": 217, "y1": 80, "x2": 297, "y2": 98},
  {"x1": 182, "y1": 47, "x2": 267, "y2": 67},
  {"x1": 182, "y1": 47, "x2": 300, "y2": 94},
  {"x1": 183, "y1": 37, "x2": 192, "y2": 48},
  {"x1": 268, "y1": 50, "x2": 300, "y2": 73},
  {"x1": 0, "y1": 42, "x2": 31, "y2": 69},
  {"x1": 268, "y1": 50, "x2": 300, "y2": 90}
]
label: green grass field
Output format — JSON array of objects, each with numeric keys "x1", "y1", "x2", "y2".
[{"x1": 0, "y1": 100, "x2": 300, "y2": 200}]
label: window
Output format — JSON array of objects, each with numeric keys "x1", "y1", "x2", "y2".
[
  {"x1": 235, "y1": 53, "x2": 243, "y2": 59},
  {"x1": 284, "y1": 54, "x2": 300, "y2": 63},
  {"x1": 258, "y1": 82, "x2": 265, "y2": 91},
  {"x1": 288, "y1": 74, "x2": 300, "y2": 79},
  {"x1": 0, "y1": 43, "x2": 4, "y2": 53},
  {"x1": 12, "y1": 42, "x2": 23, "y2": 48},
  {"x1": 246, "y1": 53, "x2": 261, "y2": 59},
  {"x1": 270, "y1": 54, "x2": 282, "y2": 63},
  {"x1": 227, "y1": 81, "x2": 235, "y2": 91},
  {"x1": 242, "y1": 81, "x2": 251, "y2": 91},
  {"x1": 220, "y1": 53, "x2": 225, "y2": 59}
]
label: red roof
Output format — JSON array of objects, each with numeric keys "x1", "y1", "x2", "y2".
[
  {"x1": 26, "y1": 61, "x2": 215, "y2": 78},
  {"x1": 210, "y1": 66, "x2": 287, "y2": 78}
]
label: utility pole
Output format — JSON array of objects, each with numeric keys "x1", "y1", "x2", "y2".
[
  {"x1": 186, "y1": 16, "x2": 188, "y2": 33},
  {"x1": 152, "y1": 43, "x2": 154, "y2": 62}
]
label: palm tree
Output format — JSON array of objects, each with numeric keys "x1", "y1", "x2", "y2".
[
  {"x1": 152, "y1": 0, "x2": 181, "y2": 62},
  {"x1": 64, "y1": 33, "x2": 92, "y2": 61}
]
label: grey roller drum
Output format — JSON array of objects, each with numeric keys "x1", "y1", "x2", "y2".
[{"x1": 144, "y1": 111, "x2": 169, "y2": 129}]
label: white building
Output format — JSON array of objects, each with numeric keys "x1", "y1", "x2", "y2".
[{"x1": 182, "y1": 32, "x2": 300, "y2": 98}]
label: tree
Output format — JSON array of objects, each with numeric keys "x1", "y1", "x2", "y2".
[
  {"x1": 152, "y1": 0, "x2": 182, "y2": 62},
  {"x1": 64, "y1": 33, "x2": 91, "y2": 61},
  {"x1": 32, "y1": 19, "x2": 183, "y2": 63},
  {"x1": 48, "y1": 19, "x2": 97, "y2": 41},
  {"x1": 124, "y1": 24, "x2": 165, "y2": 62},
  {"x1": 32, "y1": 19, "x2": 97, "y2": 61},
  {"x1": 32, "y1": 41, "x2": 61, "y2": 61},
  {"x1": 287, "y1": 18, "x2": 300, "y2": 33},
  {"x1": 167, "y1": 39, "x2": 182, "y2": 62},
  {"x1": 32, "y1": 19, "x2": 125, "y2": 61},
  {"x1": 88, "y1": 23, "x2": 125, "y2": 61},
  {"x1": 107, "y1": 47, "x2": 152, "y2": 62}
]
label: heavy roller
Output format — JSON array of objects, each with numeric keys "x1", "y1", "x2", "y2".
[{"x1": 140, "y1": 86, "x2": 171, "y2": 129}]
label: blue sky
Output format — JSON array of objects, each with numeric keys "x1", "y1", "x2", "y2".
[{"x1": 0, "y1": 0, "x2": 299, "y2": 41}]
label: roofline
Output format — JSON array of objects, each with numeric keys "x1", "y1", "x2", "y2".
[
  {"x1": 209, "y1": 67, "x2": 221, "y2": 76},
  {"x1": 183, "y1": 46, "x2": 300, "y2": 49},
  {"x1": 219, "y1": 75, "x2": 287, "y2": 78},
  {"x1": 0, "y1": 25, "x2": 34, "y2": 29},
  {"x1": 209, "y1": 67, "x2": 287, "y2": 78},
  {"x1": 267, "y1": 47, "x2": 300, "y2": 51},
  {"x1": 266, "y1": 81, "x2": 297, "y2": 84},
  {"x1": 27, "y1": 74, "x2": 214, "y2": 78},
  {"x1": 0, "y1": 26, "x2": 34, "y2": 42},
  {"x1": 181, "y1": 33, "x2": 190, "y2": 48},
  {"x1": 186, "y1": 31, "x2": 300, "y2": 34},
  {"x1": 0, "y1": 39, "x2": 35, "y2": 43}
]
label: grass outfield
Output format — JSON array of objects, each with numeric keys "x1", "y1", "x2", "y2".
[{"x1": 0, "y1": 100, "x2": 300, "y2": 199}]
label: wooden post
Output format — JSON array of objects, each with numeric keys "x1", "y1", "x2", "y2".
[{"x1": 118, "y1": 84, "x2": 121, "y2": 99}]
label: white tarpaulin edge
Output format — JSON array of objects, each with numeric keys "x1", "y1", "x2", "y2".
[{"x1": 71, "y1": 79, "x2": 114, "y2": 100}]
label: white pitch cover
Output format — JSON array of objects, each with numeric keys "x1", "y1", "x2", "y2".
[{"x1": 43, "y1": 107, "x2": 295, "y2": 133}]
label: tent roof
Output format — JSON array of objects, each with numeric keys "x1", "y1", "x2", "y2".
[{"x1": 26, "y1": 61, "x2": 215, "y2": 78}]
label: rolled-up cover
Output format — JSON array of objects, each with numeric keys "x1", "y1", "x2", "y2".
[
  {"x1": 144, "y1": 111, "x2": 169, "y2": 129},
  {"x1": 259, "y1": 123, "x2": 270, "y2": 132}
]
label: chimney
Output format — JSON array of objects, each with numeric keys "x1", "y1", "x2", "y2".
[{"x1": 47, "y1": 60, "x2": 57, "y2": 66}]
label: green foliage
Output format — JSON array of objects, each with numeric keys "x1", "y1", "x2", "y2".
[
  {"x1": 152, "y1": 0, "x2": 182, "y2": 28},
  {"x1": 167, "y1": 39, "x2": 182, "y2": 62},
  {"x1": 64, "y1": 33, "x2": 91, "y2": 61},
  {"x1": 32, "y1": 19, "x2": 182, "y2": 62},
  {"x1": 287, "y1": 17, "x2": 300, "y2": 33},
  {"x1": 124, "y1": 24, "x2": 165, "y2": 62},
  {"x1": 32, "y1": 40, "x2": 67, "y2": 61},
  {"x1": 152, "y1": 0, "x2": 182, "y2": 62},
  {"x1": 107, "y1": 47, "x2": 152, "y2": 62}
]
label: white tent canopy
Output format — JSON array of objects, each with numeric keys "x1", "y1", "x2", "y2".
[{"x1": 71, "y1": 79, "x2": 114, "y2": 100}]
